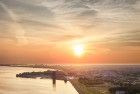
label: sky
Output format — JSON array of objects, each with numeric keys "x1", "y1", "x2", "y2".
[{"x1": 0, "y1": 0, "x2": 140, "y2": 64}]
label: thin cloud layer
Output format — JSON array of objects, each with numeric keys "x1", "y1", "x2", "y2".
[
  {"x1": 0, "y1": 0, "x2": 140, "y2": 64},
  {"x1": 0, "y1": 0, "x2": 140, "y2": 44}
]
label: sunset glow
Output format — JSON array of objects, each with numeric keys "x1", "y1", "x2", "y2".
[
  {"x1": 0, "y1": 0, "x2": 140, "y2": 64},
  {"x1": 73, "y1": 44, "x2": 85, "y2": 57},
  {"x1": 0, "y1": 1, "x2": 140, "y2": 94}
]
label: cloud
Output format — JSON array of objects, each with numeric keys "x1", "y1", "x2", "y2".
[
  {"x1": 0, "y1": 1, "x2": 27, "y2": 43},
  {"x1": 0, "y1": 0, "x2": 55, "y2": 24},
  {"x1": 0, "y1": 0, "x2": 140, "y2": 64},
  {"x1": 48, "y1": 34, "x2": 84, "y2": 42},
  {"x1": 0, "y1": 0, "x2": 140, "y2": 46},
  {"x1": 99, "y1": 30, "x2": 140, "y2": 48}
]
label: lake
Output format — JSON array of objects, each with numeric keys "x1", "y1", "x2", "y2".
[{"x1": 0, "y1": 66, "x2": 79, "y2": 94}]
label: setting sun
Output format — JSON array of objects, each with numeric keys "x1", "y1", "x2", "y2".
[{"x1": 73, "y1": 44, "x2": 85, "y2": 56}]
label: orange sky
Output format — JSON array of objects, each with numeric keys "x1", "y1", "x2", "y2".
[
  {"x1": 0, "y1": 41, "x2": 139, "y2": 64},
  {"x1": 0, "y1": 0, "x2": 140, "y2": 64}
]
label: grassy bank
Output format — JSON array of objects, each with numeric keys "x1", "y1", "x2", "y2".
[{"x1": 70, "y1": 79, "x2": 102, "y2": 94}]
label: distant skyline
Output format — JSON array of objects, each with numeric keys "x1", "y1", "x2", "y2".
[{"x1": 0, "y1": 0, "x2": 140, "y2": 64}]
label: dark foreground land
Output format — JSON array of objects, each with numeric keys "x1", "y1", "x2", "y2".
[
  {"x1": 16, "y1": 70, "x2": 68, "y2": 83},
  {"x1": 67, "y1": 65, "x2": 140, "y2": 94},
  {"x1": 1, "y1": 64, "x2": 140, "y2": 94}
]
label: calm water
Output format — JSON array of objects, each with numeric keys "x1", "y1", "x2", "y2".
[{"x1": 0, "y1": 66, "x2": 79, "y2": 94}]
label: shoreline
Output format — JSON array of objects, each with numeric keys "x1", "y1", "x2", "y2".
[
  {"x1": 70, "y1": 79, "x2": 84, "y2": 94},
  {"x1": 69, "y1": 79, "x2": 94, "y2": 94}
]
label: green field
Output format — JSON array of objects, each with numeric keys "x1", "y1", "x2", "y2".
[{"x1": 70, "y1": 79, "x2": 109, "y2": 94}]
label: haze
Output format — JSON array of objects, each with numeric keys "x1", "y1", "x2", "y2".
[{"x1": 0, "y1": 0, "x2": 140, "y2": 64}]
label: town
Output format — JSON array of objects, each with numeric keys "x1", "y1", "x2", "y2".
[{"x1": 3, "y1": 64, "x2": 139, "y2": 94}]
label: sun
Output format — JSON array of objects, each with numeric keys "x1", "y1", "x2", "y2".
[{"x1": 73, "y1": 44, "x2": 85, "y2": 56}]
